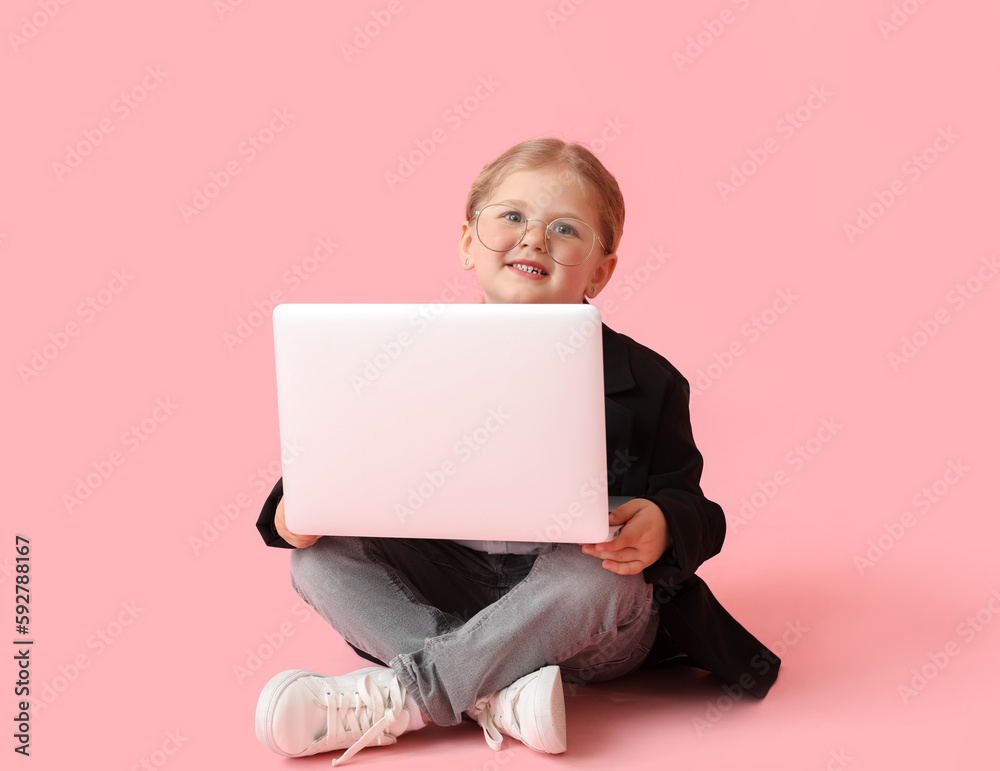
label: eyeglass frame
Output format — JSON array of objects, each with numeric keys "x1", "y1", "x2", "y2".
[{"x1": 472, "y1": 204, "x2": 608, "y2": 267}]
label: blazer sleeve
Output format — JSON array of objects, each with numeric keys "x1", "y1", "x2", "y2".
[
  {"x1": 638, "y1": 371, "x2": 726, "y2": 586},
  {"x1": 256, "y1": 477, "x2": 294, "y2": 549}
]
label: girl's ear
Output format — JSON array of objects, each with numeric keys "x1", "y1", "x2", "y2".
[
  {"x1": 458, "y1": 222, "x2": 475, "y2": 270},
  {"x1": 589, "y1": 253, "x2": 618, "y2": 295}
]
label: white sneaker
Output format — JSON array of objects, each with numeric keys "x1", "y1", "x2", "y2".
[
  {"x1": 471, "y1": 665, "x2": 567, "y2": 754},
  {"x1": 255, "y1": 667, "x2": 412, "y2": 766}
]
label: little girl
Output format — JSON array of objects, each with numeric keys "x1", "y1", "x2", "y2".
[{"x1": 254, "y1": 138, "x2": 780, "y2": 765}]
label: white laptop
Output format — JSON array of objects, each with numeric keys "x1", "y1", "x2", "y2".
[{"x1": 272, "y1": 303, "x2": 624, "y2": 543}]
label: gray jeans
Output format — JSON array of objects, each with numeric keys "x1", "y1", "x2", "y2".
[{"x1": 290, "y1": 537, "x2": 658, "y2": 726}]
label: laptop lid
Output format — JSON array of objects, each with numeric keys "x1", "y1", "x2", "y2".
[{"x1": 273, "y1": 303, "x2": 610, "y2": 542}]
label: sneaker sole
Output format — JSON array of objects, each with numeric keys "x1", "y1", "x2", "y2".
[{"x1": 530, "y1": 666, "x2": 567, "y2": 754}]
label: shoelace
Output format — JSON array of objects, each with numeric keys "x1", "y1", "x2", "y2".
[
  {"x1": 325, "y1": 673, "x2": 408, "y2": 766},
  {"x1": 476, "y1": 677, "x2": 530, "y2": 751}
]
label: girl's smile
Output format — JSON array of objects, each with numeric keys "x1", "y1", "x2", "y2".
[{"x1": 507, "y1": 260, "x2": 549, "y2": 278}]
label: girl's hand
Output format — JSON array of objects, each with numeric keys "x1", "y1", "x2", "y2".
[
  {"x1": 274, "y1": 497, "x2": 321, "y2": 549},
  {"x1": 581, "y1": 499, "x2": 671, "y2": 575}
]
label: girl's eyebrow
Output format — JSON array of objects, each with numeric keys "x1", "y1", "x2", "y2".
[{"x1": 494, "y1": 198, "x2": 585, "y2": 221}]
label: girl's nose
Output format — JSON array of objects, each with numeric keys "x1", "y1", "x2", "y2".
[{"x1": 522, "y1": 219, "x2": 548, "y2": 251}]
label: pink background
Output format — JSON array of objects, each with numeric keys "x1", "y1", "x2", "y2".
[{"x1": 4, "y1": 1, "x2": 999, "y2": 768}]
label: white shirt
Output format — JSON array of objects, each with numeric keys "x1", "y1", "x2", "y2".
[{"x1": 450, "y1": 539, "x2": 554, "y2": 555}]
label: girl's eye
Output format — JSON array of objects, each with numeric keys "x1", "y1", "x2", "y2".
[
  {"x1": 552, "y1": 221, "x2": 579, "y2": 238},
  {"x1": 500, "y1": 210, "x2": 525, "y2": 223}
]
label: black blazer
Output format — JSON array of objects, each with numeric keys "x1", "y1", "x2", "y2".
[
  {"x1": 256, "y1": 316, "x2": 780, "y2": 699},
  {"x1": 595, "y1": 318, "x2": 780, "y2": 698}
]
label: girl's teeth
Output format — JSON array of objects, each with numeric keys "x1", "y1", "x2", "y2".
[{"x1": 513, "y1": 264, "x2": 545, "y2": 275}]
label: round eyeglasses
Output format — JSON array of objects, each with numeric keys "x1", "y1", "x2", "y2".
[{"x1": 474, "y1": 204, "x2": 604, "y2": 267}]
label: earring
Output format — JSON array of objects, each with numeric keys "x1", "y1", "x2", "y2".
[
  {"x1": 589, "y1": 286, "x2": 595, "y2": 296},
  {"x1": 465, "y1": 259, "x2": 470, "y2": 265}
]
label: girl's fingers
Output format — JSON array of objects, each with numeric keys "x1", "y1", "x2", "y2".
[
  {"x1": 601, "y1": 558, "x2": 643, "y2": 575},
  {"x1": 590, "y1": 544, "x2": 641, "y2": 561}
]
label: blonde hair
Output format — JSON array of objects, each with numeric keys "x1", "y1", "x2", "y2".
[{"x1": 464, "y1": 138, "x2": 625, "y2": 255}]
